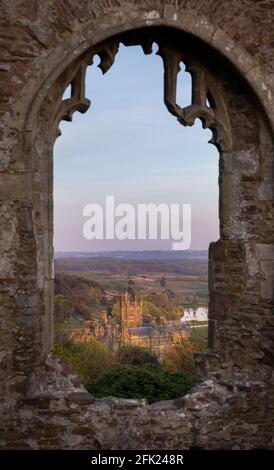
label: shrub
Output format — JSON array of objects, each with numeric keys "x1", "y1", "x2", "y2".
[
  {"x1": 159, "y1": 276, "x2": 166, "y2": 287},
  {"x1": 87, "y1": 364, "x2": 196, "y2": 403},
  {"x1": 162, "y1": 333, "x2": 208, "y2": 378},
  {"x1": 54, "y1": 339, "x2": 116, "y2": 386},
  {"x1": 162, "y1": 341, "x2": 197, "y2": 377},
  {"x1": 116, "y1": 345, "x2": 159, "y2": 367}
]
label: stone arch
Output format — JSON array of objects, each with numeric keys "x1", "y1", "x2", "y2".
[
  {"x1": 26, "y1": 23, "x2": 273, "y2": 361},
  {"x1": 0, "y1": 1, "x2": 273, "y2": 450},
  {"x1": 21, "y1": 7, "x2": 274, "y2": 135}
]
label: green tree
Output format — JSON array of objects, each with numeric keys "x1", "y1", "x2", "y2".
[
  {"x1": 87, "y1": 364, "x2": 196, "y2": 403},
  {"x1": 143, "y1": 300, "x2": 162, "y2": 322},
  {"x1": 116, "y1": 345, "x2": 159, "y2": 367},
  {"x1": 55, "y1": 294, "x2": 72, "y2": 319},
  {"x1": 54, "y1": 339, "x2": 116, "y2": 386}
]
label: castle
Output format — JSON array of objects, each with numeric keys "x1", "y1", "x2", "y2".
[{"x1": 69, "y1": 292, "x2": 189, "y2": 361}]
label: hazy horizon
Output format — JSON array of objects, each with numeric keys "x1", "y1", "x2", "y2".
[{"x1": 54, "y1": 248, "x2": 208, "y2": 253}]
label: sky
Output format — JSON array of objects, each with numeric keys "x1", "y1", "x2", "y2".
[{"x1": 54, "y1": 44, "x2": 219, "y2": 252}]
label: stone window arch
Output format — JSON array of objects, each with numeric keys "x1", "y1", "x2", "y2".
[{"x1": 1, "y1": 5, "x2": 273, "y2": 449}]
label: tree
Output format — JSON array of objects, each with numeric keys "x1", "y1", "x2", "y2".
[
  {"x1": 143, "y1": 300, "x2": 162, "y2": 323},
  {"x1": 54, "y1": 339, "x2": 116, "y2": 386},
  {"x1": 189, "y1": 326, "x2": 208, "y2": 352},
  {"x1": 55, "y1": 294, "x2": 72, "y2": 319},
  {"x1": 116, "y1": 345, "x2": 159, "y2": 367},
  {"x1": 190, "y1": 295, "x2": 199, "y2": 316},
  {"x1": 87, "y1": 364, "x2": 196, "y2": 404},
  {"x1": 159, "y1": 276, "x2": 166, "y2": 287},
  {"x1": 162, "y1": 340, "x2": 197, "y2": 378}
]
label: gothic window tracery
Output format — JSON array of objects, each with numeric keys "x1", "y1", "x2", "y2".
[{"x1": 53, "y1": 32, "x2": 231, "y2": 153}]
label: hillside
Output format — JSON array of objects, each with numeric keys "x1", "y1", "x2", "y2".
[{"x1": 55, "y1": 273, "x2": 107, "y2": 322}]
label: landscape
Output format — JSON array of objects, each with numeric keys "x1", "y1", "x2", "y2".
[{"x1": 54, "y1": 251, "x2": 209, "y2": 403}]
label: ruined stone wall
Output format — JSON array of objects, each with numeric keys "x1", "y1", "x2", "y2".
[{"x1": 0, "y1": 0, "x2": 273, "y2": 449}]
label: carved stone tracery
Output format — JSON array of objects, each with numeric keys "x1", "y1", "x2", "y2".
[
  {"x1": 53, "y1": 35, "x2": 231, "y2": 152},
  {"x1": 54, "y1": 62, "x2": 91, "y2": 135}
]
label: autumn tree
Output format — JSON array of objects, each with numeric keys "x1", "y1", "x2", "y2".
[
  {"x1": 162, "y1": 339, "x2": 197, "y2": 378},
  {"x1": 116, "y1": 345, "x2": 159, "y2": 367},
  {"x1": 54, "y1": 339, "x2": 116, "y2": 386}
]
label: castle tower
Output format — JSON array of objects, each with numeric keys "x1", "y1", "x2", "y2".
[{"x1": 120, "y1": 291, "x2": 143, "y2": 328}]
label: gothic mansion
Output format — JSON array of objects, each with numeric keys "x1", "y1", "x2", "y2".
[{"x1": 69, "y1": 292, "x2": 189, "y2": 360}]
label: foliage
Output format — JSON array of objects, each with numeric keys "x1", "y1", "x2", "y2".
[
  {"x1": 143, "y1": 291, "x2": 182, "y2": 322},
  {"x1": 115, "y1": 345, "x2": 159, "y2": 367},
  {"x1": 55, "y1": 339, "x2": 197, "y2": 403},
  {"x1": 162, "y1": 331, "x2": 207, "y2": 377},
  {"x1": 189, "y1": 325, "x2": 208, "y2": 355},
  {"x1": 142, "y1": 300, "x2": 163, "y2": 322},
  {"x1": 162, "y1": 340, "x2": 197, "y2": 377},
  {"x1": 159, "y1": 276, "x2": 166, "y2": 287},
  {"x1": 55, "y1": 294, "x2": 72, "y2": 320},
  {"x1": 87, "y1": 364, "x2": 196, "y2": 404},
  {"x1": 54, "y1": 339, "x2": 116, "y2": 386},
  {"x1": 54, "y1": 273, "x2": 105, "y2": 321}
]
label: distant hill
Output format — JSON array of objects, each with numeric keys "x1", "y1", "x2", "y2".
[
  {"x1": 55, "y1": 273, "x2": 107, "y2": 321},
  {"x1": 55, "y1": 257, "x2": 208, "y2": 277},
  {"x1": 55, "y1": 250, "x2": 208, "y2": 260}
]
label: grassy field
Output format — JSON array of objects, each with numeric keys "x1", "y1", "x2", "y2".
[
  {"x1": 55, "y1": 257, "x2": 208, "y2": 306},
  {"x1": 190, "y1": 325, "x2": 208, "y2": 339}
]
